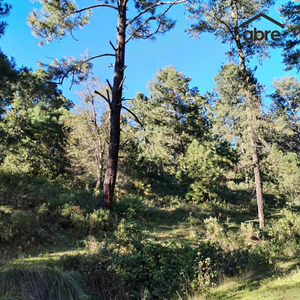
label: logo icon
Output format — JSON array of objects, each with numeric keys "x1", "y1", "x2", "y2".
[{"x1": 240, "y1": 13, "x2": 284, "y2": 41}]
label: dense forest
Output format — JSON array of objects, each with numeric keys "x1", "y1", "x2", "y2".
[{"x1": 1, "y1": 0, "x2": 300, "y2": 299}]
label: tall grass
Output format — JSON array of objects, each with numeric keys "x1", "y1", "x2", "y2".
[{"x1": 0, "y1": 265, "x2": 86, "y2": 300}]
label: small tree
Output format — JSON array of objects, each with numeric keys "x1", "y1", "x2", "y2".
[
  {"x1": 264, "y1": 145, "x2": 300, "y2": 206},
  {"x1": 268, "y1": 75, "x2": 300, "y2": 154},
  {"x1": 177, "y1": 139, "x2": 234, "y2": 203}
]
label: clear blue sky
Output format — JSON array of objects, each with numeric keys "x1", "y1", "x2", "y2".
[{"x1": 1, "y1": 0, "x2": 298, "y2": 105}]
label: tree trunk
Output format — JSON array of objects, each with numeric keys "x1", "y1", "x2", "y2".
[
  {"x1": 252, "y1": 144, "x2": 264, "y2": 230},
  {"x1": 94, "y1": 151, "x2": 103, "y2": 196},
  {"x1": 100, "y1": 1, "x2": 126, "y2": 210},
  {"x1": 245, "y1": 169, "x2": 249, "y2": 191},
  {"x1": 159, "y1": 160, "x2": 164, "y2": 175},
  {"x1": 235, "y1": 27, "x2": 265, "y2": 230}
]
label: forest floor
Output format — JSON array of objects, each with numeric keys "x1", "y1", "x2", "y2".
[{"x1": 2, "y1": 198, "x2": 300, "y2": 300}]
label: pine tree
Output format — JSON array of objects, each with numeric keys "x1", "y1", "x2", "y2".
[
  {"x1": 187, "y1": 0, "x2": 275, "y2": 229},
  {"x1": 268, "y1": 74, "x2": 300, "y2": 154},
  {"x1": 278, "y1": 0, "x2": 300, "y2": 71},
  {"x1": 177, "y1": 139, "x2": 235, "y2": 203},
  {"x1": 1, "y1": 69, "x2": 72, "y2": 179},
  {"x1": 28, "y1": 0, "x2": 186, "y2": 210},
  {"x1": 0, "y1": 0, "x2": 11, "y2": 38},
  {"x1": 130, "y1": 66, "x2": 210, "y2": 174}
]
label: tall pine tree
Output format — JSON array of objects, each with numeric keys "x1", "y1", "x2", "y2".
[
  {"x1": 28, "y1": 0, "x2": 186, "y2": 210},
  {"x1": 187, "y1": 0, "x2": 275, "y2": 229}
]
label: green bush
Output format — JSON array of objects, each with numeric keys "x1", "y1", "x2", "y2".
[
  {"x1": 114, "y1": 196, "x2": 148, "y2": 220},
  {"x1": 59, "y1": 204, "x2": 110, "y2": 236},
  {"x1": 265, "y1": 209, "x2": 300, "y2": 257},
  {"x1": 89, "y1": 209, "x2": 110, "y2": 234},
  {"x1": 191, "y1": 241, "x2": 271, "y2": 293}
]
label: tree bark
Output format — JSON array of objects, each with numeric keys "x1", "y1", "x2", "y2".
[
  {"x1": 252, "y1": 142, "x2": 264, "y2": 229},
  {"x1": 245, "y1": 169, "x2": 249, "y2": 191},
  {"x1": 100, "y1": 0, "x2": 126, "y2": 210}
]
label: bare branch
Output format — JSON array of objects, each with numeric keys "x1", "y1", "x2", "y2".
[
  {"x1": 84, "y1": 53, "x2": 115, "y2": 63},
  {"x1": 75, "y1": 4, "x2": 118, "y2": 13},
  {"x1": 121, "y1": 65, "x2": 127, "y2": 72},
  {"x1": 106, "y1": 89, "x2": 111, "y2": 101},
  {"x1": 121, "y1": 105, "x2": 145, "y2": 130},
  {"x1": 109, "y1": 40, "x2": 116, "y2": 51},
  {"x1": 106, "y1": 79, "x2": 113, "y2": 91},
  {"x1": 95, "y1": 90, "x2": 112, "y2": 110},
  {"x1": 118, "y1": 76, "x2": 126, "y2": 91}
]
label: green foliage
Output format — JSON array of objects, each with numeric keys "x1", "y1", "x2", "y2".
[
  {"x1": 265, "y1": 209, "x2": 300, "y2": 258},
  {"x1": 114, "y1": 196, "x2": 149, "y2": 221},
  {"x1": 191, "y1": 241, "x2": 270, "y2": 294},
  {"x1": 263, "y1": 145, "x2": 300, "y2": 206},
  {"x1": 131, "y1": 66, "x2": 210, "y2": 174},
  {"x1": 0, "y1": 68, "x2": 73, "y2": 180},
  {"x1": 279, "y1": 1, "x2": 300, "y2": 71},
  {"x1": 186, "y1": 0, "x2": 274, "y2": 62},
  {"x1": 111, "y1": 238, "x2": 196, "y2": 299},
  {"x1": 59, "y1": 204, "x2": 110, "y2": 236},
  {"x1": 0, "y1": 0, "x2": 11, "y2": 38},
  {"x1": 28, "y1": 0, "x2": 90, "y2": 46},
  {"x1": 268, "y1": 74, "x2": 300, "y2": 154},
  {"x1": 177, "y1": 140, "x2": 234, "y2": 203}
]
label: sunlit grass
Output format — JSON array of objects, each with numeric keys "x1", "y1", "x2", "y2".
[
  {"x1": 186, "y1": 262, "x2": 300, "y2": 300},
  {"x1": 1, "y1": 249, "x2": 87, "y2": 272}
]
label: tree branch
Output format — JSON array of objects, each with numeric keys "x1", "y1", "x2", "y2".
[
  {"x1": 106, "y1": 79, "x2": 113, "y2": 92},
  {"x1": 126, "y1": 1, "x2": 178, "y2": 43},
  {"x1": 121, "y1": 105, "x2": 145, "y2": 130},
  {"x1": 119, "y1": 139, "x2": 129, "y2": 149},
  {"x1": 84, "y1": 53, "x2": 115, "y2": 63},
  {"x1": 57, "y1": 54, "x2": 115, "y2": 85},
  {"x1": 126, "y1": 0, "x2": 185, "y2": 27},
  {"x1": 118, "y1": 76, "x2": 126, "y2": 91},
  {"x1": 75, "y1": 4, "x2": 118, "y2": 13},
  {"x1": 106, "y1": 89, "x2": 111, "y2": 102},
  {"x1": 109, "y1": 40, "x2": 116, "y2": 51},
  {"x1": 95, "y1": 90, "x2": 112, "y2": 110}
]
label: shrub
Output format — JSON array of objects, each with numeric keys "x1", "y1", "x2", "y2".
[
  {"x1": 111, "y1": 238, "x2": 197, "y2": 299},
  {"x1": 89, "y1": 209, "x2": 110, "y2": 233},
  {"x1": 265, "y1": 209, "x2": 300, "y2": 257},
  {"x1": 191, "y1": 241, "x2": 271, "y2": 294},
  {"x1": 114, "y1": 196, "x2": 148, "y2": 220},
  {"x1": 59, "y1": 204, "x2": 110, "y2": 236}
]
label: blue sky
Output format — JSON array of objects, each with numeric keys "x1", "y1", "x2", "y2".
[{"x1": 1, "y1": 0, "x2": 298, "y2": 106}]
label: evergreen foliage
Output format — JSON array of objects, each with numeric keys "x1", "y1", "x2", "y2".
[
  {"x1": 131, "y1": 66, "x2": 210, "y2": 174},
  {"x1": 279, "y1": 0, "x2": 300, "y2": 71}
]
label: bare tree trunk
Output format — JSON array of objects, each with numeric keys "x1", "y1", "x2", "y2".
[{"x1": 100, "y1": 1, "x2": 126, "y2": 210}]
